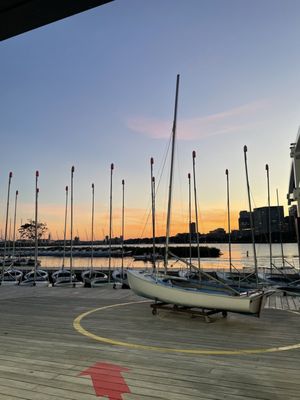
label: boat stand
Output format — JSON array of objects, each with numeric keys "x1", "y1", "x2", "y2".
[{"x1": 150, "y1": 301, "x2": 227, "y2": 323}]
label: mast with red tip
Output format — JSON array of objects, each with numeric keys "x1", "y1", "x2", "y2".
[
  {"x1": 12, "y1": 190, "x2": 19, "y2": 262},
  {"x1": 62, "y1": 185, "x2": 68, "y2": 270},
  {"x1": 150, "y1": 157, "x2": 156, "y2": 270},
  {"x1": 34, "y1": 170, "x2": 39, "y2": 285},
  {"x1": 192, "y1": 151, "x2": 201, "y2": 273},
  {"x1": 108, "y1": 163, "x2": 114, "y2": 283},
  {"x1": 1, "y1": 171, "x2": 13, "y2": 284},
  {"x1": 70, "y1": 166, "x2": 75, "y2": 284}
]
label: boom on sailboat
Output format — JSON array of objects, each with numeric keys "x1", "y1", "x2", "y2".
[{"x1": 128, "y1": 75, "x2": 273, "y2": 320}]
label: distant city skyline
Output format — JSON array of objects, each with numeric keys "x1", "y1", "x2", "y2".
[
  {"x1": 1, "y1": 0, "x2": 299, "y2": 239},
  {"x1": 0, "y1": 201, "x2": 293, "y2": 242}
]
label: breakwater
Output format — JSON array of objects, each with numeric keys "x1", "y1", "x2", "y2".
[{"x1": 1, "y1": 244, "x2": 221, "y2": 258}]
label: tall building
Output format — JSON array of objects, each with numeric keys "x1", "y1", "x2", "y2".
[
  {"x1": 190, "y1": 222, "x2": 196, "y2": 234},
  {"x1": 253, "y1": 206, "x2": 284, "y2": 235},
  {"x1": 238, "y1": 211, "x2": 251, "y2": 230}
]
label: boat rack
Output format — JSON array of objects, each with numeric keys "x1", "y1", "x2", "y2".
[{"x1": 150, "y1": 301, "x2": 228, "y2": 323}]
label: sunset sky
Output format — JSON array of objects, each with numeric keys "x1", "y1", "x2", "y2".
[{"x1": 1, "y1": 0, "x2": 300, "y2": 240}]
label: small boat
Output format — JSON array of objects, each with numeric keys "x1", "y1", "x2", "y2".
[
  {"x1": 52, "y1": 269, "x2": 81, "y2": 287},
  {"x1": 112, "y1": 180, "x2": 130, "y2": 289},
  {"x1": 52, "y1": 169, "x2": 83, "y2": 288},
  {"x1": 81, "y1": 184, "x2": 109, "y2": 287},
  {"x1": 112, "y1": 269, "x2": 129, "y2": 287},
  {"x1": 128, "y1": 270, "x2": 268, "y2": 316},
  {"x1": 128, "y1": 76, "x2": 271, "y2": 318},
  {"x1": 82, "y1": 269, "x2": 108, "y2": 286},
  {"x1": 0, "y1": 268, "x2": 23, "y2": 285},
  {"x1": 20, "y1": 269, "x2": 49, "y2": 287},
  {"x1": 18, "y1": 171, "x2": 46, "y2": 287},
  {"x1": 90, "y1": 273, "x2": 109, "y2": 287}
]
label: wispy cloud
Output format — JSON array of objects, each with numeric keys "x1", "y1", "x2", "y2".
[{"x1": 127, "y1": 99, "x2": 270, "y2": 140}]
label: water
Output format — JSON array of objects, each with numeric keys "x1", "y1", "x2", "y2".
[{"x1": 37, "y1": 243, "x2": 300, "y2": 271}]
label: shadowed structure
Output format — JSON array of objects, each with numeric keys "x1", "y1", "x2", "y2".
[{"x1": 0, "y1": 0, "x2": 113, "y2": 41}]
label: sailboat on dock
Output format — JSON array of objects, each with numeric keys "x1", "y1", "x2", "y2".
[
  {"x1": 81, "y1": 183, "x2": 108, "y2": 286},
  {"x1": 112, "y1": 179, "x2": 129, "y2": 288},
  {"x1": 53, "y1": 167, "x2": 82, "y2": 287},
  {"x1": 128, "y1": 74, "x2": 272, "y2": 318},
  {"x1": 20, "y1": 171, "x2": 49, "y2": 286},
  {"x1": 1, "y1": 172, "x2": 23, "y2": 285}
]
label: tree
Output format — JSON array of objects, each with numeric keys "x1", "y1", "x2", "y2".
[{"x1": 18, "y1": 219, "x2": 48, "y2": 241}]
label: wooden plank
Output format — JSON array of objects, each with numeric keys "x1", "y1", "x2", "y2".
[{"x1": 0, "y1": 286, "x2": 299, "y2": 400}]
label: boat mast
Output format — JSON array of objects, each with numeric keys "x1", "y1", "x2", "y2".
[
  {"x1": 150, "y1": 157, "x2": 156, "y2": 271},
  {"x1": 34, "y1": 171, "x2": 39, "y2": 286},
  {"x1": 276, "y1": 188, "x2": 285, "y2": 268},
  {"x1": 1, "y1": 172, "x2": 12, "y2": 285},
  {"x1": 70, "y1": 166, "x2": 74, "y2": 284},
  {"x1": 188, "y1": 173, "x2": 192, "y2": 270},
  {"x1": 225, "y1": 169, "x2": 232, "y2": 275},
  {"x1": 192, "y1": 151, "x2": 201, "y2": 273},
  {"x1": 91, "y1": 183, "x2": 95, "y2": 273},
  {"x1": 266, "y1": 164, "x2": 272, "y2": 275},
  {"x1": 7, "y1": 219, "x2": 11, "y2": 258},
  {"x1": 108, "y1": 163, "x2": 114, "y2": 283},
  {"x1": 62, "y1": 186, "x2": 68, "y2": 270},
  {"x1": 12, "y1": 190, "x2": 19, "y2": 262},
  {"x1": 164, "y1": 74, "x2": 180, "y2": 274},
  {"x1": 243, "y1": 146, "x2": 258, "y2": 287},
  {"x1": 121, "y1": 179, "x2": 125, "y2": 282}
]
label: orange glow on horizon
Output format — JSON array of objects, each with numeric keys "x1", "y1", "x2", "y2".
[{"x1": 11, "y1": 204, "x2": 240, "y2": 241}]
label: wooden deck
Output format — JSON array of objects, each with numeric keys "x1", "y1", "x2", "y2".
[{"x1": 0, "y1": 286, "x2": 299, "y2": 400}]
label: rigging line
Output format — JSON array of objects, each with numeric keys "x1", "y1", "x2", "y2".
[
  {"x1": 138, "y1": 132, "x2": 173, "y2": 239},
  {"x1": 155, "y1": 129, "x2": 173, "y2": 194},
  {"x1": 250, "y1": 188, "x2": 258, "y2": 209},
  {"x1": 246, "y1": 180, "x2": 266, "y2": 257},
  {"x1": 175, "y1": 139, "x2": 186, "y2": 225}
]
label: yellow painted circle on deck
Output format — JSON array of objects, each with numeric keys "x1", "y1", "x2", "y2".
[{"x1": 73, "y1": 300, "x2": 300, "y2": 356}]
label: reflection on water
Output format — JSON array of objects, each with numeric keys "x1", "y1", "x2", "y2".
[{"x1": 38, "y1": 243, "x2": 300, "y2": 271}]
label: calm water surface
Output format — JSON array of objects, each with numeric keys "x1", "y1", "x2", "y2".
[{"x1": 38, "y1": 243, "x2": 300, "y2": 271}]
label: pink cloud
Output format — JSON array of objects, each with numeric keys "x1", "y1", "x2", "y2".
[{"x1": 127, "y1": 99, "x2": 270, "y2": 140}]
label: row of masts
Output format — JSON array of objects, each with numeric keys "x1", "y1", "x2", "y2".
[
  {"x1": 161, "y1": 74, "x2": 288, "y2": 286},
  {"x1": 0, "y1": 164, "x2": 126, "y2": 285},
  {"x1": 0, "y1": 74, "x2": 294, "y2": 289},
  {"x1": 225, "y1": 153, "x2": 287, "y2": 280},
  {"x1": 0, "y1": 153, "x2": 290, "y2": 282}
]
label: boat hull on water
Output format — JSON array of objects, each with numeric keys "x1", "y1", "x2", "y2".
[{"x1": 127, "y1": 270, "x2": 270, "y2": 316}]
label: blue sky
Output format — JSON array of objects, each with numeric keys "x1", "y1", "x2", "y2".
[{"x1": 0, "y1": 0, "x2": 300, "y2": 239}]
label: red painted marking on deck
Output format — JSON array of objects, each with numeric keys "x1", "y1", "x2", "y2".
[{"x1": 80, "y1": 362, "x2": 130, "y2": 399}]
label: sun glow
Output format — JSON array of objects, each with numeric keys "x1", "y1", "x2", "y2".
[{"x1": 14, "y1": 204, "x2": 240, "y2": 241}]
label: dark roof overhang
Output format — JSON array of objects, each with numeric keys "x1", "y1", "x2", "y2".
[{"x1": 0, "y1": 0, "x2": 113, "y2": 41}]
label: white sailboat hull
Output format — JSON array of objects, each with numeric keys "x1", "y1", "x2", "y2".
[
  {"x1": 112, "y1": 269, "x2": 128, "y2": 285},
  {"x1": 82, "y1": 270, "x2": 108, "y2": 286},
  {"x1": 20, "y1": 279, "x2": 49, "y2": 287},
  {"x1": 128, "y1": 270, "x2": 269, "y2": 316},
  {"x1": 52, "y1": 269, "x2": 83, "y2": 287},
  {"x1": 0, "y1": 280, "x2": 20, "y2": 286}
]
